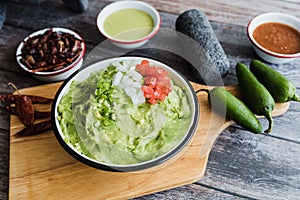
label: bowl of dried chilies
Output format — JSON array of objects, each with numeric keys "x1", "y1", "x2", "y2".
[{"x1": 16, "y1": 27, "x2": 86, "y2": 82}]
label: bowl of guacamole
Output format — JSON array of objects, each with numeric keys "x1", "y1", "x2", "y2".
[{"x1": 52, "y1": 57, "x2": 199, "y2": 172}]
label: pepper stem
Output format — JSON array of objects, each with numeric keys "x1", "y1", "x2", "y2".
[
  {"x1": 8, "y1": 82, "x2": 21, "y2": 95},
  {"x1": 195, "y1": 88, "x2": 209, "y2": 94},
  {"x1": 264, "y1": 111, "x2": 273, "y2": 133},
  {"x1": 291, "y1": 93, "x2": 300, "y2": 102}
]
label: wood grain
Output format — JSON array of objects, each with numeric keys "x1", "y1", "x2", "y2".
[
  {"x1": 137, "y1": 0, "x2": 300, "y2": 26},
  {"x1": 9, "y1": 82, "x2": 289, "y2": 200},
  {"x1": 199, "y1": 128, "x2": 300, "y2": 199}
]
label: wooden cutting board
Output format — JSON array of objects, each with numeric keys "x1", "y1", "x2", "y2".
[{"x1": 9, "y1": 82, "x2": 289, "y2": 200}]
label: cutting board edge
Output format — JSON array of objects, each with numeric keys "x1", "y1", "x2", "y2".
[{"x1": 126, "y1": 156, "x2": 209, "y2": 200}]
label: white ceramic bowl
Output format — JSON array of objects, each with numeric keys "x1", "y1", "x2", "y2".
[
  {"x1": 247, "y1": 12, "x2": 300, "y2": 64},
  {"x1": 52, "y1": 56, "x2": 199, "y2": 172},
  {"x1": 16, "y1": 27, "x2": 86, "y2": 82},
  {"x1": 96, "y1": 1, "x2": 161, "y2": 49}
]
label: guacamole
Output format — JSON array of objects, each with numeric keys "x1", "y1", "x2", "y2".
[{"x1": 57, "y1": 61, "x2": 191, "y2": 165}]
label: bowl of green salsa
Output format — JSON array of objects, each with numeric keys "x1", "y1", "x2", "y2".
[{"x1": 96, "y1": 1, "x2": 161, "y2": 49}]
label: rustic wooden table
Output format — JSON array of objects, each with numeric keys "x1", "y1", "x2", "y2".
[{"x1": 1, "y1": 0, "x2": 300, "y2": 199}]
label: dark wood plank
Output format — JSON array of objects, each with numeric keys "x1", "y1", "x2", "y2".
[
  {"x1": 261, "y1": 102, "x2": 300, "y2": 142},
  {"x1": 136, "y1": 0, "x2": 300, "y2": 26},
  {"x1": 198, "y1": 128, "x2": 300, "y2": 199},
  {"x1": 0, "y1": 128, "x2": 9, "y2": 200},
  {"x1": 0, "y1": 68, "x2": 41, "y2": 94},
  {"x1": 132, "y1": 183, "x2": 246, "y2": 199},
  {"x1": 5, "y1": 1, "x2": 107, "y2": 44},
  {"x1": 0, "y1": 26, "x2": 36, "y2": 72}
]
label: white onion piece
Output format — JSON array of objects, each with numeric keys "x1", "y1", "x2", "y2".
[{"x1": 112, "y1": 61, "x2": 145, "y2": 105}]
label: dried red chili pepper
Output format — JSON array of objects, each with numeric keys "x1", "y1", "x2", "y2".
[
  {"x1": 14, "y1": 95, "x2": 35, "y2": 126},
  {"x1": 6, "y1": 106, "x2": 51, "y2": 119},
  {"x1": 0, "y1": 94, "x2": 53, "y2": 104},
  {"x1": 6, "y1": 83, "x2": 34, "y2": 126},
  {"x1": 34, "y1": 110, "x2": 51, "y2": 118},
  {"x1": 14, "y1": 120, "x2": 52, "y2": 137},
  {"x1": 0, "y1": 94, "x2": 15, "y2": 103},
  {"x1": 28, "y1": 95, "x2": 53, "y2": 103}
]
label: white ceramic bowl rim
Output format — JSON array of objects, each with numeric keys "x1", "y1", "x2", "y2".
[
  {"x1": 52, "y1": 56, "x2": 199, "y2": 172},
  {"x1": 96, "y1": 1, "x2": 161, "y2": 44},
  {"x1": 16, "y1": 27, "x2": 86, "y2": 77},
  {"x1": 247, "y1": 12, "x2": 300, "y2": 59}
]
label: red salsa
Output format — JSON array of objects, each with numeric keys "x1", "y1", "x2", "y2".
[{"x1": 253, "y1": 22, "x2": 300, "y2": 54}]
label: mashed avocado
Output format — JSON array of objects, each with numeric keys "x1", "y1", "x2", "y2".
[{"x1": 57, "y1": 63, "x2": 191, "y2": 165}]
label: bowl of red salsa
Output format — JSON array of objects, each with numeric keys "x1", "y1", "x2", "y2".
[{"x1": 247, "y1": 12, "x2": 300, "y2": 64}]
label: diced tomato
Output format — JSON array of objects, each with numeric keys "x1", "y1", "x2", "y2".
[
  {"x1": 158, "y1": 76, "x2": 171, "y2": 87},
  {"x1": 148, "y1": 98, "x2": 158, "y2": 105},
  {"x1": 156, "y1": 83, "x2": 171, "y2": 93},
  {"x1": 144, "y1": 76, "x2": 157, "y2": 86},
  {"x1": 136, "y1": 60, "x2": 172, "y2": 105},
  {"x1": 136, "y1": 60, "x2": 150, "y2": 75},
  {"x1": 140, "y1": 60, "x2": 149, "y2": 65},
  {"x1": 141, "y1": 85, "x2": 153, "y2": 98},
  {"x1": 158, "y1": 93, "x2": 167, "y2": 101},
  {"x1": 153, "y1": 90, "x2": 161, "y2": 98},
  {"x1": 145, "y1": 67, "x2": 158, "y2": 76},
  {"x1": 156, "y1": 67, "x2": 169, "y2": 76}
]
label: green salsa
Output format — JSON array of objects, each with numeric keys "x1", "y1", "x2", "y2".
[{"x1": 103, "y1": 9, "x2": 154, "y2": 40}]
